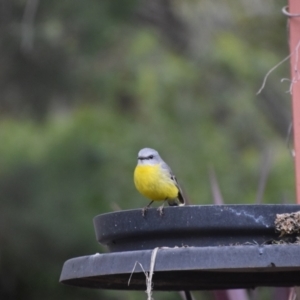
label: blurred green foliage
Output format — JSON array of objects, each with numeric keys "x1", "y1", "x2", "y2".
[{"x1": 0, "y1": 0, "x2": 295, "y2": 299}]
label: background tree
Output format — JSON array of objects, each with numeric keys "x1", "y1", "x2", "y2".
[{"x1": 0, "y1": 1, "x2": 293, "y2": 299}]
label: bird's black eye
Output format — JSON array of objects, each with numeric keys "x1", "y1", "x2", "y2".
[{"x1": 149, "y1": 155, "x2": 154, "y2": 159}]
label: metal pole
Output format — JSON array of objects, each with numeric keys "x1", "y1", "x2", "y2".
[{"x1": 288, "y1": 0, "x2": 300, "y2": 204}]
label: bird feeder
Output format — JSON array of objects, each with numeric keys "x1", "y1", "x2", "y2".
[{"x1": 60, "y1": 205, "x2": 300, "y2": 292}]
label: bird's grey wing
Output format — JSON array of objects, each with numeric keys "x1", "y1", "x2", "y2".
[
  {"x1": 170, "y1": 174, "x2": 185, "y2": 205},
  {"x1": 161, "y1": 161, "x2": 185, "y2": 205}
]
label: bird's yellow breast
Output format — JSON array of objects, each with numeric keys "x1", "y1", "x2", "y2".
[{"x1": 134, "y1": 164, "x2": 178, "y2": 201}]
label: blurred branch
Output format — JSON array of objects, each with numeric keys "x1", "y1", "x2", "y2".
[
  {"x1": 179, "y1": 291, "x2": 195, "y2": 300},
  {"x1": 21, "y1": 0, "x2": 39, "y2": 54},
  {"x1": 208, "y1": 166, "x2": 224, "y2": 205},
  {"x1": 289, "y1": 287, "x2": 300, "y2": 300},
  {"x1": 255, "y1": 149, "x2": 272, "y2": 204},
  {"x1": 110, "y1": 202, "x2": 122, "y2": 211},
  {"x1": 256, "y1": 54, "x2": 291, "y2": 95}
]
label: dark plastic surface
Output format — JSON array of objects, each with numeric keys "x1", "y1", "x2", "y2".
[
  {"x1": 60, "y1": 245, "x2": 300, "y2": 290},
  {"x1": 60, "y1": 205, "x2": 300, "y2": 290},
  {"x1": 93, "y1": 205, "x2": 300, "y2": 252}
]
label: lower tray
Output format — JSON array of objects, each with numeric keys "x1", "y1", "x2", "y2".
[{"x1": 60, "y1": 244, "x2": 300, "y2": 290}]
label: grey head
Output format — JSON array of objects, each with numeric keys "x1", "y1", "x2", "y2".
[{"x1": 137, "y1": 148, "x2": 165, "y2": 166}]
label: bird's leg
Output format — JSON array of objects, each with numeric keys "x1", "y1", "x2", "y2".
[
  {"x1": 157, "y1": 200, "x2": 167, "y2": 216},
  {"x1": 142, "y1": 200, "x2": 154, "y2": 217}
]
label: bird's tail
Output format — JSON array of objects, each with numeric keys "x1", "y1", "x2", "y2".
[
  {"x1": 177, "y1": 190, "x2": 185, "y2": 205},
  {"x1": 167, "y1": 190, "x2": 186, "y2": 206}
]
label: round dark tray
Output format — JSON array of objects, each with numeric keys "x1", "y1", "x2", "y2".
[
  {"x1": 93, "y1": 205, "x2": 299, "y2": 252},
  {"x1": 60, "y1": 205, "x2": 300, "y2": 290}
]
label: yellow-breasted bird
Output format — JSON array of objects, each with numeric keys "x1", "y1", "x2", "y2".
[{"x1": 134, "y1": 148, "x2": 185, "y2": 215}]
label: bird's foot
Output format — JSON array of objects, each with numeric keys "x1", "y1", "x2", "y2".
[
  {"x1": 142, "y1": 200, "x2": 154, "y2": 217},
  {"x1": 157, "y1": 204, "x2": 165, "y2": 216},
  {"x1": 141, "y1": 206, "x2": 148, "y2": 217}
]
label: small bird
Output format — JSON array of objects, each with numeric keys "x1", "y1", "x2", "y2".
[{"x1": 134, "y1": 148, "x2": 185, "y2": 216}]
